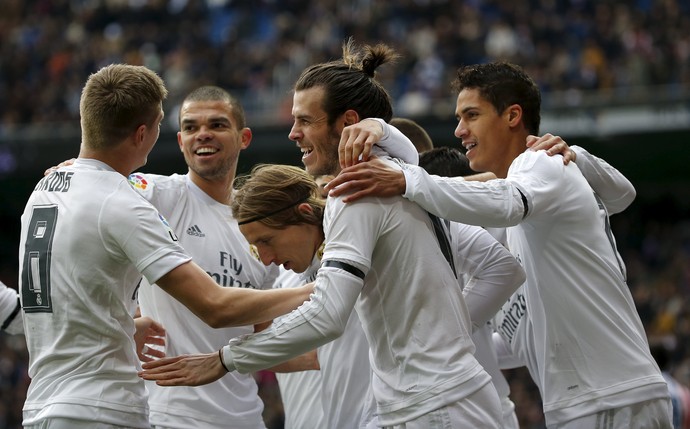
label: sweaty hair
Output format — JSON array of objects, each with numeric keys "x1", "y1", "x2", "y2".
[
  {"x1": 451, "y1": 62, "x2": 541, "y2": 135},
  {"x1": 80, "y1": 64, "x2": 167, "y2": 150},
  {"x1": 180, "y1": 86, "x2": 246, "y2": 129},
  {"x1": 389, "y1": 117, "x2": 434, "y2": 153},
  {"x1": 294, "y1": 38, "x2": 398, "y2": 125},
  {"x1": 418, "y1": 146, "x2": 477, "y2": 178},
  {"x1": 232, "y1": 164, "x2": 325, "y2": 229}
]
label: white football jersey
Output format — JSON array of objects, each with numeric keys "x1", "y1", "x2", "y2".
[
  {"x1": 19, "y1": 159, "x2": 191, "y2": 428},
  {"x1": 132, "y1": 173, "x2": 279, "y2": 429},
  {"x1": 224, "y1": 158, "x2": 499, "y2": 427},
  {"x1": 402, "y1": 149, "x2": 669, "y2": 426},
  {"x1": 448, "y1": 221, "x2": 520, "y2": 429},
  {"x1": 274, "y1": 264, "x2": 325, "y2": 429}
]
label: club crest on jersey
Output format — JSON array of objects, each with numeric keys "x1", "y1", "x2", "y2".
[
  {"x1": 249, "y1": 244, "x2": 260, "y2": 261},
  {"x1": 128, "y1": 173, "x2": 149, "y2": 190},
  {"x1": 158, "y1": 213, "x2": 178, "y2": 241}
]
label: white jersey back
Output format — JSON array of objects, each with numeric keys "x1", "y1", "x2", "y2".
[
  {"x1": 19, "y1": 159, "x2": 191, "y2": 428},
  {"x1": 132, "y1": 173, "x2": 279, "y2": 429}
]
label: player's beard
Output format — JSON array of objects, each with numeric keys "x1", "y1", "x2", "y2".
[
  {"x1": 188, "y1": 153, "x2": 236, "y2": 182},
  {"x1": 308, "y1": 127, "x2": 341, "y2": 177}
]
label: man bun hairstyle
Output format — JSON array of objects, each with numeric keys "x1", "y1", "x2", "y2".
[{"x1": 295, "y1": 37, "x2": 398, "y2": 124}]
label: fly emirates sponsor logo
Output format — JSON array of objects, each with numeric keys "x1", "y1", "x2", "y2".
[
  {"x1": 497, "y1": 291, "x2": 527, "y2": 344},
  {"x1": 207, "y1": 251, "x2": 255, "y2": 289}
]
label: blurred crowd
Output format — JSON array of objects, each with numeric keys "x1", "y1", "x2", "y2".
[
  {"x1": 1, "y1": 0, "x2": 690, "y2": 428},
  {"x1": 1, "y1": 0, "x2": 690, "y2": 134}
]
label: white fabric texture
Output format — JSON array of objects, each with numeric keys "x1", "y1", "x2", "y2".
[
  {"x1": 133, "y1": 173, "x2": 278, "y2": 429},
  {"x1": 19, "y1": 159, "x2": 191, "y2": 428},
  {"x1": 223, "y1": 158, "x2": 497, "y2": 427},
  {"x1": 273, "y1": 264, "x2": 325, "y2": 429},
  {"x1": 366, "y1": 118, "x2": 419, "y2": 165},
  {"x1": 402, "y1": 150, "x2": 669, "y2": 426}
]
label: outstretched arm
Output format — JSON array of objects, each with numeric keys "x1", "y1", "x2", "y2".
[
  {"x1": 140, "y1": 265, "x2": 362, "y2": 386},
  {"x1": 326, "y1": 157, "x2": 407, "y2": 202},
  {"x1": 156, "y1": 261, "x2": 313, "y2": 328}
]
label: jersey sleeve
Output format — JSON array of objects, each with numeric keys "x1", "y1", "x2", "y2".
[
  {"x1": 127, "y1": 172, "x2": 182, "y2": 218},
  {"x1": 367, "y1": 118, "x2": 419, "y2": 165},
  {"x1": 571, "y1": 145, "x2": 636, "y2": 215},
  {"x1": 450, "y1": 222, "x2": 526, "y2": 331},
  {"x1": 223, "y1": 265, "x2": 363, "y2": 373},
  {"x1": 402, "y1": 163, "x2": 526, "y2": 228},
  {"x1": 100, "y1": 183, "x2": 191, "y2": 284}
]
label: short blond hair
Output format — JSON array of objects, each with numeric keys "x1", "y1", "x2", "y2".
[{"x1": 80, "y1": 64, "x2": 167, "y2": 150}]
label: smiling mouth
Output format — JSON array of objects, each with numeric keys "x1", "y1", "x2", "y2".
[
  {"x1": 195, "y1": 147, "x2": 218, "y2": 156},
  {"x1": 300, "y1": 147, "x2": 313, "y2": 159},
  {"x1": 463, "y1": 142, "x2": 477, "y2": 151}
]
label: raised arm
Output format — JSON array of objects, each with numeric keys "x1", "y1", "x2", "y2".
[
  {"x1": 451, "y1": 223, "x2": 526, "y2": 332},
  {"x1": 527, "y1": 135, "x2": 635, "y2": 214},
  {"x1": 570, "y1": 146, "x2": 636, "y2": 214}
]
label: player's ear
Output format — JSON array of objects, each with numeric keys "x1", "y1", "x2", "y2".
[
  {"x1": 297, "y1": 202, "x2": 314, "y2": 215},
  {"x1": 343, "y1": 110, "x2": 359, "y2": 127},
  {"x1": 177, "y1": 131, "x2": 184, "y2": 152},
  {"x1": 133, "y1": 123, "x2": 148, "y2": 148},
  {"x1": 506, "y1": 104, "x2": 522, "y2": 128},
  {"x1": 240, "y1": 127, "x2": 252, "y2": 149}
]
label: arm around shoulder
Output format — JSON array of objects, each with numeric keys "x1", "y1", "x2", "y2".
[{"x1": 571, "y1": 145, "x2": 636, "y2": 214}]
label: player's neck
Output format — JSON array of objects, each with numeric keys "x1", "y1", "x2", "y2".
[
  {"x1": 189, "y1": 170, "x2": 234, "y2": 205},
  {"x1": 78, "y1": 146, "x2": 136, "y2": 177}
]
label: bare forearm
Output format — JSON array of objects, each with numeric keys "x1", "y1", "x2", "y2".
[
  {"x1": 212, "y1": 286, "x2": 312, "y2": 327},
  {"x1": 156, "y1": 261, "x2": 312, "y2": 328}
]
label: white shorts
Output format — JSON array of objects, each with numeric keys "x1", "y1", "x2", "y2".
[
  {"x1": 551, "y1": 397, "x2": 673, "y2": 429},
  {"x1": 381, "y1": 382, "x2": 503, "y2": 429},
  {"x1": 24, "y1": 418, "x2": 147, "y2": 429}
]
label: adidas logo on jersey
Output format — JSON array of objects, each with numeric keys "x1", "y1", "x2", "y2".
[{"x1": 186, "y1": 225, "x2": 205, "y2": 237}]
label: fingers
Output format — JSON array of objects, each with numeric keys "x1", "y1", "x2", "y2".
[
  {"x1": 562, "y1": 149, "x2": 575, "y2": 165},
  {"x1": 44, "y1": 158, "x2": 77, "y2": 176},
  {"x1": 324, "y1": 170, "x2": 368, "y2": 198},
  {"x1": 339, "y1": 132, "x2": 368, "y2": 169},
  {"x1": 146, "y1": 335, "x2": 166, "y2": 347},
  {"x1": 324, "y1": 164, "x2": 368, "y2": 192},
  {"x1": 141, "y1": 356, "x2": 182, "y2": 370},
  {"x1": 338, "y1": 121, "x2": 383, "y2": 169}
]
